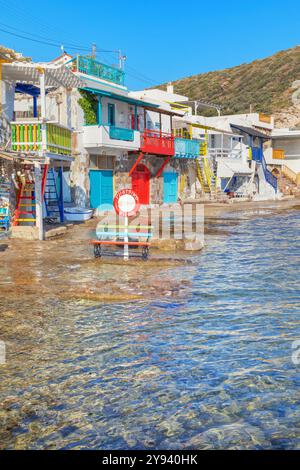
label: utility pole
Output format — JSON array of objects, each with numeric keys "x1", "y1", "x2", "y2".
[
  {"x1": 118, "y1": 50, "x2": 127, "y2": 70},
  {"x1": 191, "y1": 100, "x2": 221, "y2": 117},
  {"x1": 91, "y1": 43, "x2": 96, "y2": 58}
]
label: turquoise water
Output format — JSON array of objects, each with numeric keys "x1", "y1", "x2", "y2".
[{"x1": 0, "y1": 210, "x2": 300, "y2": 449}]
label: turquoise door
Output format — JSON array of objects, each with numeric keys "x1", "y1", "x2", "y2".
[
  {"x1": 163, "y1": 172, "x2": 178, "y2": 203},
  {"x1": 90, "y1": 170, "x2": 113, "y2": 208}
]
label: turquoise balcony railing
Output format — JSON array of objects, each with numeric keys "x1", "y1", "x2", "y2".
[
  {"x1": 175, "y1": 138, "x2": 200, "y2": 159},
  {"x1": 109, "y1": 126, "x2": 134, "y2": 142},
  {"x1": 70, "y1": 56, "x2": 125, "y2": 86}
]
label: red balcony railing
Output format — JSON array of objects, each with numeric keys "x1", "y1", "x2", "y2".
[{"x1": 140, "y1": 129, "x2": 174, "y2": 156}]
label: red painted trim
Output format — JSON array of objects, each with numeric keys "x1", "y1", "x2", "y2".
[
  {"x1": 129, "y1": 152, "x2": 144, "y2": 177},
  {"x1": 140, "y1": 129, "x2": 174, "y2": 156},
  {"x1": 42, "y1": 164, "x2": 49, "y2": 196},
  {"x1": 155, "y1": 155, "x2": 172, "y2": 178}
]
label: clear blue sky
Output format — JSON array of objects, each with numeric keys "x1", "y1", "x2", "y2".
[{"x1": 0, "y1": 0, "x2": 300, "y2": 90}]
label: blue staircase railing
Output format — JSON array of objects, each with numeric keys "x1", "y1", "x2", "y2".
[
  {"x1": 44, "y1": 168, "x2": 64, "y2": 222},
  {"x1": 261, "y1": 154, "x2": 277, "y2": 192},
  {"x1": 251, "y1": 146, "x2": 277, "y2": 192}
]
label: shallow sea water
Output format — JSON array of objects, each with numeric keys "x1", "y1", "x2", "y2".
[{"x1": 0, "y1": 210, "x2": 300, "y2": 449}]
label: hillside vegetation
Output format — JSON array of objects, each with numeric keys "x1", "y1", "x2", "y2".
[{"x1": 163, "y1": 46, "x2": 300, "y2": 117}]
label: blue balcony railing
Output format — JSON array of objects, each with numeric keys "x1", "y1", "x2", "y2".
[
  {"x1": 109, "y1": 126, "x2": 134, "y2": 142},
  {"x1": 70, "y1": 56, "x2": 125, "y2": 86},
  {"x1": 175, "y1": 138, "x2": 200, "y2": 159}
]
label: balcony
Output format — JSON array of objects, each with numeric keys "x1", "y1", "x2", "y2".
[
  {"x1": 109, "y1": 126, "x2": 134, "y2": 142},
  {"x1": 83, "y1": 125, "x2": 140, "y2": 151},
  {"x1": 208, "y1": 148, "x2": 243, "y2": 159},
  {"x1": 174, "y1": 137, "x2": 200, "y2": 159},
  {"x1": 140, "y1": 130, "x2": 174, "y2": 156},
  {"x1": 69, "y1": 56, "x2": 125, "y2": 86},
  {"x1": 11, "y1": 121, "x2": 72, "y2": 156}
]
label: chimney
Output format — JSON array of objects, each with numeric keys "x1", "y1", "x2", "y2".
[{"x1": 167, "y1": 82, "x2": 174, "y2": 94}]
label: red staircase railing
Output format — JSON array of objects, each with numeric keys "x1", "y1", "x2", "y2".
[{"x1": 140, "y1": 129, "x2": 174, "y2": 156}]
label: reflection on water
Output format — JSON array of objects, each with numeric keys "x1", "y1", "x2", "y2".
[{"x1": 0, "y1": 211, "x2": 300, "y2": 449}]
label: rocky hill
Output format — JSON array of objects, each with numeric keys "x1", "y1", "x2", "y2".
[{"x1": 163, "y1": 46, "x2": 300, "y2": 127}]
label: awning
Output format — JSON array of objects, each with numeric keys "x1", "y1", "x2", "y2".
[
  {"x1": 2, "y1": 62, "x2": 83, "y2": 88},
  {"x1": 81, "y1": 87, "x2": 160, "y2": 109},
  {"x1": 231, "y1": 124, "x2": 270, "y2": 140},
  {"x1": 217, "y1": 159, "x2": 253, "y2": 178}
]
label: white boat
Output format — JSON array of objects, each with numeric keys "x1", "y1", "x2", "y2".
[{"x1": 64, "y1": 207, "x2": 94, "y2": 222}]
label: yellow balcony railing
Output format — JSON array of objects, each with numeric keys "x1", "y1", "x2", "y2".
[
  {"x1": 173, "y1": 128, "x2": 192, "y2": 139},
  {"x1": 11, "y1": 121, "x2": 72, "y2": 156}
]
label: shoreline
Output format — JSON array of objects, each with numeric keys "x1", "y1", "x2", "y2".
[{"x1": 0, "y1": 197, "x2": 299, "y2": 306}]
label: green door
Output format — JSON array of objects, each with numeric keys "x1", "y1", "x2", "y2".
[{"x1": 90, "y1": 170, "x2": 113, "y2": 208}]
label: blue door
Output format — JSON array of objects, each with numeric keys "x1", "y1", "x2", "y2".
[
  {"x1": 90, "y1": 170, "x2": 113, "y2": 208},
  {"x1": 163, "y1": 172, "x2": 178, "y2": 203}
]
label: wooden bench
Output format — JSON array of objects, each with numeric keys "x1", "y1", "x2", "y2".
[{"x1": 90, "y1": 224, "x2": 153, "y2": 260}]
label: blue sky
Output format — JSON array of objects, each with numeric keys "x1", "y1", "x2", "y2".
[{"x1": 0, "y1": 0, "x2": 300, "y2": 90}]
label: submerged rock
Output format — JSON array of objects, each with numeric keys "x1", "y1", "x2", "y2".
[{"x1": 184, "y1": 422, "x2": 272, "y2": 450}]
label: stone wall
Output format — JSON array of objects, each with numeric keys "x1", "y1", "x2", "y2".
[
  {"x1": 114, "y1": 154, "x2": 202, "y2": 205},
  {"x1": 71, "y1": 149, "x2": 203, "y2": 209},
  {"x1": 70, "y1": 151, "x2": 90, "y2": 207}
]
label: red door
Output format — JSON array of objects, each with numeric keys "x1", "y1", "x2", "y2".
[{"x1": 131, "y1": 164, "x2": 150, "y2": 204}]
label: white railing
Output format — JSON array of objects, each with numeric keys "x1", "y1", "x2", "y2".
[{"x1": 208, "y1": 148, "x2": 243, "y2": 159}]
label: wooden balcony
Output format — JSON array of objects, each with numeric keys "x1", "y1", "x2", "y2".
[
  {"x1": 140, "y1": 130, "x2": 174, "y2": 156},
  {"x1": 11, "y1": 121, "x2": 72, "y2": 156},
  {"x1": 174, "y1": 137, "x2": 200, "y2": 159}
]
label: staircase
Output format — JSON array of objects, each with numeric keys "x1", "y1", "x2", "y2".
[
  {"x1": 251, "y1": 146, "x2": 277, "y2": 193},
  {"x1": 279, "y1": 165, "x2": 300, "y2": 195},
  {"x1": 43, "y1": 167, "x2": 64, "y2": 222},
  {"x1": 261, "y1": 154, "x2": 277, "y2": 192},
  {"x1": 196, "y1": 156, "x2": 219, "y2": 198},
  {"x1": 196, "y1": 159, "x2": 210, "y2": 194}
]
